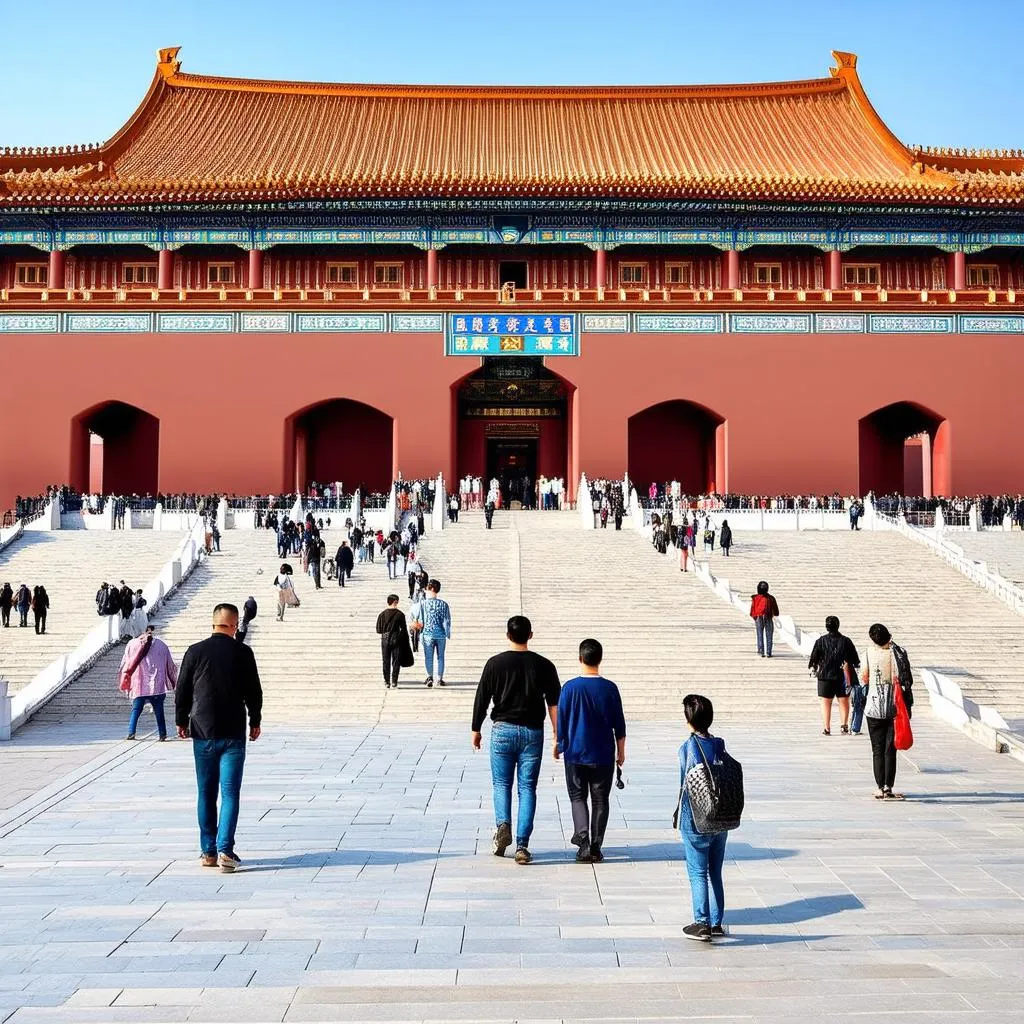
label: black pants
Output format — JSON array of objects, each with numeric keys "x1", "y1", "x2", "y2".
[
  {"x1": 867, "y1": 716, "x2": 897, "y2": 790},
  {"x1": 381, "y1": 642, "x2": 401, "y2": 685},
  {"x1": 1, "y1": 607, "x2": 9, "y2": 627},
  {"x1": 33, "y1": 610, "x2": 46, "y2": 634},
  {"x1": 564, "y1": 762, "x2": 614, "y2": 845},
  {"x1": 408, "y1": 572, "x2": 417, "y2": 598}
]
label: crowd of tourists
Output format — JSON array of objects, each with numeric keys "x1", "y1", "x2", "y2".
[
  {"x1": 95, "y1": 579, "x2": 149, "y2": 638},
  {"x1": 0, "y1": 582, "x2": 49, "y2": 632}
]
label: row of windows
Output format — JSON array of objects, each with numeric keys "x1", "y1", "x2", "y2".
[{"x1": 7, "y1": 260, "x2": 1011, "y2": 290}]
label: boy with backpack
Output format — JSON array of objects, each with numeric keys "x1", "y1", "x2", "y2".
[{"x1": 676, "y1": 693, "x2": 743, "y2": 942}]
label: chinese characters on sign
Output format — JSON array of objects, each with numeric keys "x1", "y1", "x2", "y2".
[{"x1": 445, "y1": 314, "x2": 579, "y2": 356}]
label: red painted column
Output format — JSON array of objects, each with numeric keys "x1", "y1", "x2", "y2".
[
  {"x1": 932, "y1": 420, "x2": 952, "y2": 496},
  {"x1": 827, "y1": 250, "x2": 842, "y2": 291},
  {"x1": 48, "y1": 249, "x2": 65, "y2": 290},
  {"x1": 947, "y1": 250, "x2": 966, "y2": 291},
  {"x1": 722, "y1": 249, "x2": 739, "y2": 291},
  {"x1": 595, "y1": 248, "x2": 607, "y2": 291},
  {"x1": 157, "y1": 249, "x2": 174, "y2": 291},
  {"x1": 248, "y1": 248, "x2": 264, "y2": 290},
  {"x1": 426, "y1": 248, "x2": 439, "y2": 292}
]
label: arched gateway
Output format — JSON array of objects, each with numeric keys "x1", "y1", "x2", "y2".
[
  {"x1": 285, "y1": 399, "x2": 394, "y2": 495},
  {"x1": 70, "y1": 401, "x2": 160, "y2": 496},
  {"x1": 454, "y1": 358, "x2": 575, "y2": 505},
  {"x1": 859, "y1": 401, "x2": 950, "y2": 497},
  {"x1": 628, "y1": 400, "x2": 727, "y2": 495}
]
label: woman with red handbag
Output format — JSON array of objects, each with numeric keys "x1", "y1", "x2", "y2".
[{"x1": 860, "y1": 623, "x2": 912, "y2": 800}]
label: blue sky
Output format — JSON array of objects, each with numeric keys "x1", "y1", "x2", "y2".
[{"x1": 1, "y1": 0, "x2": 1021, "y2": 150}]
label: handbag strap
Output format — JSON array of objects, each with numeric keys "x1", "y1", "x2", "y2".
[
  {"x1": 124, "y1": 634, "x2": 153, "y2": 679},
  {"x1": 692, "y1": 734, "x2": 718, "y2": 796}
]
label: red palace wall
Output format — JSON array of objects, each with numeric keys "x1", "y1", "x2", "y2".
[{"x1": 1, "y1": 328, "x2": 1022, "y2": 506}]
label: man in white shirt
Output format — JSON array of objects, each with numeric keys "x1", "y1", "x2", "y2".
[{"x1": 551, "y1": 476, "x2": 563, "y2": 509}]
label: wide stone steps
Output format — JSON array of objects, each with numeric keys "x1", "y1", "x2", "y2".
[
  {"x1": 943, "y1": 529, "x2": 1024, "y2": 587},
  {"x1": 31, "y1": 511, "x2": 807, "y2": 728},
  {"x1": 685, "y1": 530, "x2": 1024, "y2": 725},
  {"x1": 0, "y1": 531, "x2": 185, "y2": 694}
]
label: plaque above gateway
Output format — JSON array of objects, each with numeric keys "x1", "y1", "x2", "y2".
[{"x1": 445, "y1": 313, "x2": 579, "y2": 356}]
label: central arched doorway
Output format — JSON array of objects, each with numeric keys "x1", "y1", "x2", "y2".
[
  {"x1": 70, "y1": 400, "x2": 160, "y2": 495},
  {"x1": 454, "y1": 358, "x2": 574, "y2": 507},
  {"x1": 628, "y1": 400, "x2": 726, "y2": 495},
  {"x1": 859, "y1": 401, "x2": 949, "y2": 496},
  {"x1": 285, "y1": 399, "x2": 394, "y2": 495}
]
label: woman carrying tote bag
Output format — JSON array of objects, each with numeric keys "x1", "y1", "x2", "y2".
[{"x1": 860, "y1": 622, "x2": 912, "y2": 800}]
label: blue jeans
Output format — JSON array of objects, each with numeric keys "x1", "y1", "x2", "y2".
[
  {"x1": 423, "y1": 636, "x2": 447, "y2": 680},
  {"x1": 755, "y1": 615, "x2": 774, "y2": 656},
  {"x1": 192, "y1": 738, "x2": 246, "y2": 856},
  {"x1": 850, "y1": 683, "x2": 868, "y2": 733},
  {"x1": 127, "y1": 693, "x2": 166, "y2": 738},
  {"x1": 490, "y1": 722, "x2": 544, "y2": 847},
  {"x1": 681, "y1": 814, "x2": 727, "y2": 927}
]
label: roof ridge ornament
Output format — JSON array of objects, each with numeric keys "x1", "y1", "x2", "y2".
[
  {"x1": 157, "y1": 46, "x2": 182, "y2": 80},
  {"x1": 829, "y1": 51, "x2": 858, "y2": 78}
]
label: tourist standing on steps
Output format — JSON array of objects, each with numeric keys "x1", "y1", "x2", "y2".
[
  {"x1": 31, "y1": 585, "x2": 49, "y2": 634},
  {"x1": 555, "y1": 638, "x2": 625, "y2": 864},
  {"x1": 175, "y1": 603, "x2": 263, "y2": 873},
  {"x1": 274, "y1": 564, "x2": 299, "y2": 621},
  {"x1": 719, "y1": 520, "x2": 733, "y2": 557},
  {"x1": 807, "y1": 616, "x2": 860, "y2": 736},
  {"x1": 308, "y1": 535, "x2": 323, "y2": 590},
  {"x1": 406, "y1": 556, "x2": 422, "y2": 599},
  {"x1": 336, "y1": 540, "x2": 354, "y2": 587},
  {"x1": 376, "y1": 594, "x2": 412, "y2": 689},
  {"x1": 485, "y1": 499, "x2": 495, "y2": 529},
  {"x1": 472, "y1": 615, "x2": 561, "y2": 865},
  {"x1": 413, "y1": 579, "x2": 451, "y2": 687},
  {"x1": 237, "y1": 596, "x2": 257, "y2": 643},
  {"x1": 122, "y1": 625, "x2": 177, "y2": 741},
  {"x1": 861, "y1": 623, "x2": 913, "y2": 800},
  {"x1": 0, "y1": 582, "x2": 13, "y2": 627},
  {"x1": 678, "y1": 694, "x2": 729, "y2": 942},
  {"x1": 15, "y1": 583, "x2": 30, "y2": 628},
  {"x1": 749, "y1": 581, "x2": 780, "y2": 657}
]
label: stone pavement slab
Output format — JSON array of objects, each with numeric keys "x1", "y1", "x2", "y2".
[{"x1": 0, "y1": 713, "x2": 1022, "y2": 1023}]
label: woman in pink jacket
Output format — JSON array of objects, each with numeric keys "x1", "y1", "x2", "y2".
[{"x1": 120, "y1": 625, "x2": 178, "y2": 741}]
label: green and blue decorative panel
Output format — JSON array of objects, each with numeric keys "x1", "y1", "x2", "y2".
[{"x1": 445, "y1": 313, "x2": 578, "y2": 356}]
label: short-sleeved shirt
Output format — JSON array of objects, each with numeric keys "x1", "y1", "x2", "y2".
[{"x1": 472, "y1": 650, "x2": 560, "y2": 731}]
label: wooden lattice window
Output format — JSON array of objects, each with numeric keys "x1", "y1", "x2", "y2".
[
  {"x1": 374, "y1": 262, "x2": 403, "y2": 286},
  {"x1": 968, "y1": 265, "x2": 999, "y2": 288},
  {"x1": 14, "y1": 263, "x2": 48, "y2": 287},
  {"x1": 326, "y1": 262, "x2": 358, "y2": 286},
  {"x1": 122, "y1": 263, "x2": 157, "y2": 287},
  {"x1": 619, "y1": 262, "x2": 647, "y2": 285},
  {"x1": 207, "y1": 263, "x2": 235, "y2": 285},
  {"x1": 665, "y1": 262, "x2": 693, "y2": 287},
  {"x1": 753, "y1": 263, "x2": 782, "y2": 286},
  {"x1": 843, "y1": 263, "x2": 880, "y2": 287}
]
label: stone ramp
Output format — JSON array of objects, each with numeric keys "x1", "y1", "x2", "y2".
[
  {"x1": 943, "y1": 530, "x2": 1024, "y2": 587},
  {"x1": 0, "y1": 531, "x2": 185, "y2": 694},
  {"x1": 694, "y1": 531, "x2": 1024, "y2": 726}
]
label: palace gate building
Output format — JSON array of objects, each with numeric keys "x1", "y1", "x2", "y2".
[{"x1": 1, "y1": 47, "x2": 1023, "y2": 507}]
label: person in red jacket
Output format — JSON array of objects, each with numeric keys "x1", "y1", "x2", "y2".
[{"x1": 749, "y1": 580, "x2": 780, "y2": 658}]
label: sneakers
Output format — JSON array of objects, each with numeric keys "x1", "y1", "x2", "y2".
[
  {"x1": 514, "y1": 847, "x2": 532, "y2": 865},
  {"x1": 218, "y1": 851, "x2": 242, "y2": 873},
  {"x1": 683, "y1": 922, "x2": 712, "y2": 942},
  {"x1": 200, "y1": 854, "x2": 218, "y2": 868},
  {"x1": 437, "y1": 679, "x2": 446, "y2": 687},
  {"x1": 424, "y1": 677, "x2": 433, "y2": 688},
  {"x1": 710, "y1": 924, "x2": 727, "y2": 937},
  {"x1": 125, "y1": 734, "x2": 136, "y2": 741},
  {"x1": 492, "y1": 822, "x2": 513, "y2": 857}
]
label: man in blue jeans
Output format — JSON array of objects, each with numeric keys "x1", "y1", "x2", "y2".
[
  {"x1": 472, "y1": 615, "x2": 560, "y2": 865},
  {"x1": 175, "y1": 604, "x2": 263, "y2": 873},
  {"x1": 413, "y1": 578, "x2": 451, "y2": 687}
]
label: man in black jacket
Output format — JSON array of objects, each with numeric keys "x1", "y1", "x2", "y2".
[
  {"x1": 807, "y1": 615, "x2": 860, "y2": 736},
  {"x1": 375, "y1": 594, "x2": 409, "y2": 689},
  {"x1": 175, "y1": 603, "x2": 263, "y2": 873},
  {"x1": 335, "y1": 540, "x2": 354, "y2": 587}
]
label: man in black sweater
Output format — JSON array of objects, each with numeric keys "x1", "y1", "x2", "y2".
[
  {"x1": 175, "y1": 603, "x2": 263, "y2": 873},
  {"x1": 472, "y1": 615, "x2": 560, "y2": 865},
  {"x1": 375, "y1": 594, "x2": 408, "y2": 689},
  {"x1": 335, "y1": 541, "x2": 354, "y2": 587}
]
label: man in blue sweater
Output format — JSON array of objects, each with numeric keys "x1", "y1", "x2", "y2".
[{"x1": 556, "y1": 638, "x2": 626, "y2": 863}]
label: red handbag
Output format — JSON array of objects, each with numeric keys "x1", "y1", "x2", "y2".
[{"x1": 893, "y1": 679, "x2": 914, "y2": 751}]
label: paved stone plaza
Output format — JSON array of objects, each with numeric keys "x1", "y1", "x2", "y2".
[{"x1": 1, "y1": 713, "x2": 1023, "y2": 1023}]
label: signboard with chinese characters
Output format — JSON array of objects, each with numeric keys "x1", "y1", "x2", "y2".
[{"x1": 445, "y1": 313, "x2": 579, "y2": 356}]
